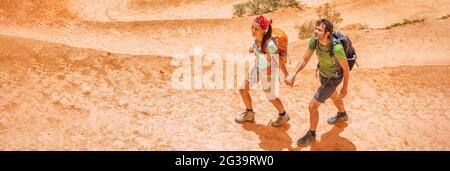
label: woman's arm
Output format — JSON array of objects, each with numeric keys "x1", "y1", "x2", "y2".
[{"x1": 279, "y1": 56, "x2": 288, "y2": 77}]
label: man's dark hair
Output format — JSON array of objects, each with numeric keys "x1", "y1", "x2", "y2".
[{"x1": 316, "y1": 19, "x2": 333, "y2": 39}]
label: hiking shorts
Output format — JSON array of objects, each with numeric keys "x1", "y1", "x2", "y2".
[
  {"x1": 314, "y1": 71, "x2": 343, "y2": 103},
  {"x1": 245, "y1": 66, "x2": 279, "y2": 100}
]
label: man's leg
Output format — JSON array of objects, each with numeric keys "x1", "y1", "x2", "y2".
[
  {"x1": 327, "y1": 90, "x2": 348, "y2": 125},
  {"x1": 308, "y1": 98, "x2": 322, "y2": 131},
  {"x1": 330, "y1": 90, "x2": 345, "y2": 113},
  {"x1": 297, "y1": 97, "x2": 321, "y2": 146}
]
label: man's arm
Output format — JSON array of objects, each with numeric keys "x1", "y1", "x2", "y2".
[
  {"x1": 284, "y1": 48, "x2": 314, "y2": 87},
  {"x1": 338, "y1": 58, "x2": 350, "y2": 98},
  {"x1": 293, "y1": 49, "x2": 314, "y2": 75}
]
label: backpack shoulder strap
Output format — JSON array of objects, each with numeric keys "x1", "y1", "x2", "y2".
[
  {"x1": 330, "y1": 40, "x2": 344, "y2": 72},
  {"x1": 329, "y1": 37, "x2": 341, "y2": 57},
  {"x1": 263, "y1": 37, "x2": 280, "y2": 54}
]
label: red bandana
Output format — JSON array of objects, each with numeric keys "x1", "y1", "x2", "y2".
[{"x1": 255, "y1": 15, "x2": 272, "y2": 30}]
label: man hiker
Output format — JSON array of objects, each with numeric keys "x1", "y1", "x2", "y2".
[{"x1": 285, "y1": 19, "x2": 350, "y2": 147}]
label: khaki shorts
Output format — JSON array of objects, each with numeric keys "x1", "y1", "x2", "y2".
[{"x1": 245, "y1": 66, "x2": 279, "y2": 100}]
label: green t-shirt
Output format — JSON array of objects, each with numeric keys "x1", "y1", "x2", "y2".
[{"x1": 308, "y1": 37, "x2": 346, "y2": 75}]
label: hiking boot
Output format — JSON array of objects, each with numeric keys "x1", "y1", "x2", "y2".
[
  {"x1": 235, "y1": 110, "x2": 255, "y2": 123},
  {"x1": 297, "y1": 131, "x2": 316, "y2": 147},
  {"x1": 271, "y1": 112, "x2": 290, "y2": 127},
  {"x1": 327, "y1": 112, "x2": 348, "y2": 125}
]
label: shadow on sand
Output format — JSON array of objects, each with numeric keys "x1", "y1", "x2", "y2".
[{"x1": 242, "y1": 121, "x2": 356, "y2": 151}]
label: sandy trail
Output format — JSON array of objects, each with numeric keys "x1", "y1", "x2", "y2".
[{"x1": 1, "y1": 35, "x2": 449, "y2": 150}]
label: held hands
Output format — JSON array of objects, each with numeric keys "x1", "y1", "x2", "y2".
[{"x1": 284, "y1": 73, "x2": 296, "y2": 87}]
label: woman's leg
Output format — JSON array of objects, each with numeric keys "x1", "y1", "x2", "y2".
[
  {"x1": 236, "y1": 80, "x2": 256, "y2": 123},
  {"x1": 239, "y1": 80, "x2": 253, "y2": 110},
  {"x1": 269, "y1": 98, "x2": 285, "y2": 113}
]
